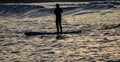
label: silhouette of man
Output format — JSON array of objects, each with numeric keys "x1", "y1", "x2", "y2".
[{"x1": 54, "y1": 4, "x2": 63, "y2": 36}]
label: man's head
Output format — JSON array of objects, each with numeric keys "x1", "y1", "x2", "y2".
[{"x1": 56, "y1": 4, "x2": 59, "y2": 8}]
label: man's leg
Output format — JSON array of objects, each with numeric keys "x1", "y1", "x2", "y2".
[
  {"x1": 56, "y1": 20, "x2": 59, "y2": 35},
  {"x1": 59, "y1": 19, "x2": 62, "y2": 35}
]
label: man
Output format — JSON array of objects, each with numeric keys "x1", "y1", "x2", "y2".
[{"x1": 54, "y1": 4, "x2": 63, "y2": 37}]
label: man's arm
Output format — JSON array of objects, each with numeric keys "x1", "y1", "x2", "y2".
[{"x1": 60, "y1": 8, "x2": 63, "y2": 13}]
